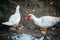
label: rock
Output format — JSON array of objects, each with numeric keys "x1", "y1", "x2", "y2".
[
  {"x1": 19, "y1": 34, "x2": 33, "y2": 40},
  {"x1": 39, "y1": 36, "x2": 44, "y2": 40},
  {"x1": 11, "y1": 34, "x2": 34, "y2": 40}
]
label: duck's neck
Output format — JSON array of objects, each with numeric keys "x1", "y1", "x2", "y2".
[
  {"x1": 31, "y1": 15, "x2": 38, "y2": 21},
  {"x1": 15, "y1": 7, "x2": 20, "y2": 15}
]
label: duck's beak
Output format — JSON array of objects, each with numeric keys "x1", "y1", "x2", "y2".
[
  {"x1": 25, "y1": 16, "x2": 28, "y2": 20},
  {"x1": 25, "y1": 15, "x2": 31, "y2": 20}
]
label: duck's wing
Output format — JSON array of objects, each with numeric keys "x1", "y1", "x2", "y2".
[{"x1": 39, "y1": 16, "x2": 60, "y2": 27}]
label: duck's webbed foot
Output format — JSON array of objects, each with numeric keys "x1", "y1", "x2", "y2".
[{"x1": 40, "y1": 28, "x2": 47, "y2": 35}]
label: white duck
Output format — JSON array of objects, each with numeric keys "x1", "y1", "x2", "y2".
[
  {"x1": 2, "y1": 5, "x2": 20, "y2": 29},
  {"x1": 26, "y1": 14, "x2": 60, "y2": 34}
]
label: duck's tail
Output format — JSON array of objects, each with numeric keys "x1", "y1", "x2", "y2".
[
  {"x1": 2, "y1": 22, "x2": 13, "y2": 26},
  {"x1": 57, "y1": 17, "x2": 60, "y2": 21}
]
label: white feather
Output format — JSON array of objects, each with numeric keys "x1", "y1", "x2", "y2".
[
  {"x1": 2, "y1": 5, "x2": 20, "y2": 26},
  {"x1": 28, "y1": 14, "x2": 60, "y2": 27}
]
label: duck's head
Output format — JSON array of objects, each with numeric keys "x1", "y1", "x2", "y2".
[
  {"x1": 26, "y1": 14, "x2": 33, "y2": 20},
  {"x1": 16, "y1": 5, "x2": 20, "y2": 9}
]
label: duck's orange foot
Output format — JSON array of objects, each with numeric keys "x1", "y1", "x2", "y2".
[{"x1": 40, "y1": 28, "x2": 47, "y2": 34}]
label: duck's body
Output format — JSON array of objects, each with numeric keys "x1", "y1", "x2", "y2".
[
  {"x1": 33, "y1": 16, "x2": 60, "y2": 28},
  {"x1": 2, "y1": 5, "x2": 20, "y2": 27},
  {"x1": 26, "y1": 14, "x2": 60, "y2": 34}
]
